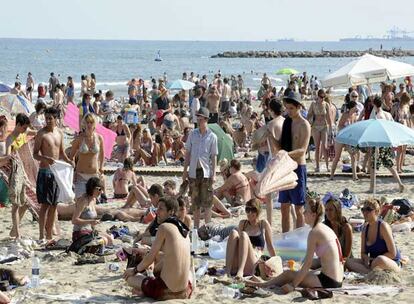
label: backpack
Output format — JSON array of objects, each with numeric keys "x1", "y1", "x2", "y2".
[
  {"x1": 66, "y1": 232, "x2": 102, "y2": 255},
  {"x1": 391, "y1": 198, "x2": 413, "y2": 216}
]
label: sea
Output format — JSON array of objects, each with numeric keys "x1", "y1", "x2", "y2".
[{"x1": 1, "y1": 38, "x2": 414, "y2": 98}]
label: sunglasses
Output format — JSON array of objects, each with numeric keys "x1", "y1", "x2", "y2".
[
  {"x1": 351, "y1": 95, "x2": 358, "y2": 98},
  {"x1": 245, "y1": 206, "x2": 257, "y2": 213},
  {"x1": 361, "y1": 206, "x2": 374, "y2": 212}
]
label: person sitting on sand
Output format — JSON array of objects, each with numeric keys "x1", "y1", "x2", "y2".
[
  {"x1": 215, "y1": 159, "x2": 251, "y2": 207},
  {"x1": 246, "y1": 195, "x2": 343, "y2": 293},
  {"x1": 312, "y1": 195, "x2": 353, "y2": 269},
  {"x1": 123, "y1": 196, "x2": 193, "y2": 301},
  {"x1": 177, "y1": 196, "x2": 192, "y2": 229},
  {"x1": 346, "y1": 198, "x2": 401, "y2": 274},
  {"x1": 171, "y1": 131, "x2": 185, "y2": 164},
  {"x1": 72, "y1": 177, "x2": 113, "y2": 245},
  {"x1": 233, "y1": 125, "x2": 247, "y2": 150},
  {"x1": 225, "y1": 198, "x2": 275, "y2": 279},
  {"x1": 113, "y1": 157, "x2": 145, "y2": 199},
  {"x1": 163, "y1": 179, "x2": 178, "y2": 197},
  {"x1": 134, "y1": 128, "x2": 158, "y2": 166}
]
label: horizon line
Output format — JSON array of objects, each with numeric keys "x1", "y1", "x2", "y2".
[{"x1": 0, "y1": 37, "x2": 341, "y2": 43}]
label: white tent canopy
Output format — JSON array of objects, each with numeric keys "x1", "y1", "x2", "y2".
[{"x1": 322, "y1": 54, "x2": 414, "y2": 88}]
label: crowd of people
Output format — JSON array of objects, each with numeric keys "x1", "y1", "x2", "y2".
[{"x1": 0, "y1": 69, "x2": 412, "y2": 302}]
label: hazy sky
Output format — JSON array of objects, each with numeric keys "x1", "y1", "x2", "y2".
[{"x1": 1, "y1": 0, "x2": 413, "y2": 41}]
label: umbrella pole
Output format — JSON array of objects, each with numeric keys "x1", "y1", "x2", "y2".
[{"x1": 373, "y1": 147, "x2": 378, "y2": 196}]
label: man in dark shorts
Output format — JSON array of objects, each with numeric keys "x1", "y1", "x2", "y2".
[
  {"x1": 279, "y1": 92, "x2": 311, "y2": 232},
  {"x1": 123, "y1": 196, "x2": 192, "y2": 301},
  {"x1": 33, "y1": 106, "x2": 73, "y2": 240},
  {"x1": 183, "y1": 107, "x2": 218, "y2": 228}
]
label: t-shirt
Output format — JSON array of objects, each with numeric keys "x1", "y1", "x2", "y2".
[{"x1": 155, "y1": 97, "x2": 170, "y2": 110}]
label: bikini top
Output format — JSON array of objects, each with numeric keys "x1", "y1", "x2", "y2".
[
  {"x1": 242, "y1": 220, "x2": 265, "y2": 249},
  {"x1": 80, "y1": 135, "x2": 99, "y2": 154},
  {"x1": 116, "y1": 127, "x2": 126, "y2": 136},
  {"x1": 228, "y1": 176, "x2": 249, "y2": 197}
]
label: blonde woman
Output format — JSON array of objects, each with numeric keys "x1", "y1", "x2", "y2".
[{"x1": 69, "y1": 114, "x2": 105, "y2": 199}]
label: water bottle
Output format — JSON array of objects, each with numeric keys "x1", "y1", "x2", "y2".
[
  {"x1": 31, "y1": 256, "x2": 40, "y2": 288},
  {"x1": 221, "y1": 286, "x2": 241, "y2": 299},
  {"x1": 191, "y1": 229, "x2": 199, "y2": 255},
  {"x1": 195, "y1": 259, "x2": 208, "y2": 280}
]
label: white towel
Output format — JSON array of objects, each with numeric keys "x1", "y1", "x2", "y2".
[{"x1": 50, "y1": 160, "x2": 75, "y2": 203}]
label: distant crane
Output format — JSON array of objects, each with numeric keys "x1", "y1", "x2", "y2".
[{"x1": 386, "y1": 26, "x2": 414, "y2": 39}]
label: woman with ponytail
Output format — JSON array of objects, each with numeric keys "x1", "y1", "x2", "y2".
[{"x1": 246, "y1": 194, "x2": 344, "y2": 293}]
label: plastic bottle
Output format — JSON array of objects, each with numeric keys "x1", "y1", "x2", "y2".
[
  {"x1": 195, "y1": 259, "x2": 209, "y2": 280},
  {"x1": 31, "y1": 256, "x2": 40, "y2": 288},
  {"x1": 221, "y1": 286, "x2": 241, "y2": 298},
  {"x1": 191, "y1": 229, "x2": 199, "y2": 255}
]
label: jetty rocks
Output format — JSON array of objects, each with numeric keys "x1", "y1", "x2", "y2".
[{"x1": 211, "y1": 49, "x2": 414, "y2": 58}]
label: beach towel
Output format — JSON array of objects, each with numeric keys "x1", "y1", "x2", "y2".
[{"x1": 50, "y1": 160, "x2": 75, "y2": 203}]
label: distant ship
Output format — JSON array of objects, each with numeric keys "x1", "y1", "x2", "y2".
[
  {"x1": 277, "y1": 38, "x2": 295, "y2": 42},
  {"x1": 155, "y1": 50, "x2": 162, "y2": 62},
  {"x1": 340, "y1": 27, "x2": 414, "y2": 42}
]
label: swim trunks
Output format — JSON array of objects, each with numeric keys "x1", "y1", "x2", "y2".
[
  {"x1": 279, "y1": 165, "x2": 307, "y2": 205},
  {"x1": 141, "y1": 275, "x2": 193, "y2": 300},
  {"x1": 36, "y1": 168, "x2": 59, "y2": 205},
  {"x1": 317, "y1": 272, "x2": 342, "y2": 288}
]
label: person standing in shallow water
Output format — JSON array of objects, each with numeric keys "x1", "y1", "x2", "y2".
[
  {"x1": 33, "y1": 106, "x2": 74, "y2": 240},
  {"x1": 279, "y1": 92, "x2": 311, "y2": 233}
]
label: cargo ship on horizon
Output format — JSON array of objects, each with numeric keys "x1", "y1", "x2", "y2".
[{"x1": 340, "y1": 27, "x2": 414, "y2": 42}]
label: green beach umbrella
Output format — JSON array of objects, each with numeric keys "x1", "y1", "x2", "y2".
[
  {"x1": 276, "y1": 68, "x2": 299, "y2": 75},
  {"x1": 208, "y1": 123, "x2": 234, "y2": 162}
]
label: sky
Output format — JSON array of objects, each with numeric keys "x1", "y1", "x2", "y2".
[{"x1": 1, "y1": 0, "x2": 413, "y2": 41}]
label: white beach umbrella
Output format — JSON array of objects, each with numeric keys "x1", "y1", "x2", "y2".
[{"x1": 322, "y1": 54, "x2": 414, "y2": 88}]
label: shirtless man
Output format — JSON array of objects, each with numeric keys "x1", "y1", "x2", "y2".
[
  {"x1": 10, "y1": 82, "x2": 28, "y2": 99},
  {"x1": 220, "y1": 79, "x2": 232, "y2": 114},
  {"x1": 123, "y1": 196, "x2": 192, "y2": 301},
  {"x1": 33, "y1": 107, "x2": 73, "y2": 240},
  {"x1": 279, "y1": 92, "x2": 311, "y2": 232},
  {"x1": 206, "y1": 86, "x2": 220, "y2": 123}
]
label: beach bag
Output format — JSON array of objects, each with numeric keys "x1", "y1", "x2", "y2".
[
  {"x1": 391, "y1": 199, "x2": 413, "y2": 216},
  {"x1": 67, "y1": 232, "x2": 102, "y2": 255}
]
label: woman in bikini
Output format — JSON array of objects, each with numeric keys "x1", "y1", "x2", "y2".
[
  {"x1": 307, "y1": 89, "x2": 332, "y2": 172},
  {"x1": 330, "y1": 100, "x2": 359, "y2": 181},
  {"x1": 246, "y1": 195, "x2": 344, "y2": 293},
  {"x1": 135, "y1": 128, "x2": 158, "y2": 166},
  {"x1": 69, "y1": 114, "x2": 105, "y2": 199},
  {"x1": 112, "y1": 115, "x2": 131, "y2": 163},
  {"x1": 225, "y1": 198, "x2": 275, "y2": 279},
  {"x1": 346, "y1": 198, "x2": 401, "y2": 274},
  {"x1": 113, "y1": 157, "x2": 139, "y2": 199},
  {"x1": 72, "y1": 177, "x2": 113, "y2": 245}
]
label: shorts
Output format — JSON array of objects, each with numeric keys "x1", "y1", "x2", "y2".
[
  {"x1": 115, "y1": 143, "x2": 130, "y2": 155},
  {"x1": 74, "y1": 173, "x2": 100, "y2": 199},
  {"x1": 72, "y1": 229, "x2": 93, "y2": 242},
  {"x1": 220, "y1": 100, "x2": 230, "y2": 113},
  {"x1": 141, "y1": 276, "x2": 193, "y2": 300},
  {"x1": 208, "y1": 113, "x2": 219, "y2": 124},
  {"x1": 317, "y1": 272, "x2": 342, "y2": 288},
  {"x1": 371, "y1": 147, "x2": 394, "y2": 170},
  {"x1": 129, "y1": 97, "x2": 137, "y2": 105},
  {"x1": 114, "y1": 193, "x2": 128, "y2": 199},
  {"x1": 189, "y1": 168, "x2": 213, "y2": 210},
  {"x1": 256, "y1": 152, "x2": 269, "y2": 173},
  {"x1": 36, "y1": 168, "x2": 59, "y2": 205},
  {"x1": 279, "y1": 165, "x2": 307, "y2": 205}
]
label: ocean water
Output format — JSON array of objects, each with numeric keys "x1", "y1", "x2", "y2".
[{"x1": 1, "y1": 39, "x2": 414, "y2": 97}]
